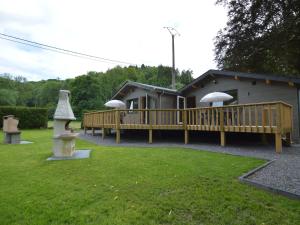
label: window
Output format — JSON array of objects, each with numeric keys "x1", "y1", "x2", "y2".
[
  {"x1": 187, "y1": 96, "x2": 196, "y2": 108},
  {"x1": 127, "y1": 98, "x2": 139, "y2": 112},
  {"x1": 224, "y1": 89, "x2": 238, "y2": 105}
]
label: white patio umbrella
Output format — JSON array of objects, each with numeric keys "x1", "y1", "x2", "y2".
[
  {"x1": 104, "y1": 100, "x2": 125, "y2": 108},
  {"x1": 200, "y1": 92, "x2": 233, "y2": 103}
]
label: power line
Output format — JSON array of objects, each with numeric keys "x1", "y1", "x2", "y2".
[
  {"x1": 0, "y1": 36, "x2": 118, "y2": 64},
  {"x1": 0, "y1": 32, "x2": 137, "y2": 65}
]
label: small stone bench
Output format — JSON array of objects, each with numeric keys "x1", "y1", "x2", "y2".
[
  {"x1": 2, "y1": 115, "x2": 21, "y2": 144},
  {"x1": 4, "y1": 131, "x2": 21, "y2": 144}
]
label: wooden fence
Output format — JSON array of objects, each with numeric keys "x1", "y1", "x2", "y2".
[{"x1": 83, "y1": 101, "x2": 292, "y2": 153}]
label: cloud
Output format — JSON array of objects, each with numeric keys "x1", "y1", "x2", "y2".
[{"x1": 0, "y1": 0, "x2": 227, "y2": 81}]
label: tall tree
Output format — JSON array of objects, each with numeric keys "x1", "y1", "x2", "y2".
[
  {"x1": 0, "y1": 89, "x2": 17, "y2": 106},
  {"x1": 215, "y1": 0, "x2": 300, "y2": 75},
  {"x1": 180, "y1": 70, "x2": 194, "y2": 85}
]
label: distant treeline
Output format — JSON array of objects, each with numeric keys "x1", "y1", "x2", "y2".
[{"x1": 0, "y1": 65, "x2": 193, "y2": 119}]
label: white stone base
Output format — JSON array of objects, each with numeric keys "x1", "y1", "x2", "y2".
[
  {"x1": 52, "y1": 137, "x2": 76, "y2": 157},
  {"x1": 47, "y1": 150, "x2": 91, "y2": 161}
]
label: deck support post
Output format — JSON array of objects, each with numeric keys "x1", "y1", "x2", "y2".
[
  {"x1": 149, "y1": 129, "x2": 153, "y2": 144},
  {"x1": 92, "y1": 128, "x2": 95, "y2": 136},
  {"x1": 102, "y1": 128, "x2": 105, "y2": 139},
  {"x1": 275, "y1": 103, "x2": 282, "y2": 153},
  {"x1": 285, "y1": 132, "x2": 292, "y2": 146},
  {"x1": 220, "y1": 109, "x2": 225, "y2": 147},
  {"x1": 115, "y1": 109, "x2": 121, "y2": 144},
  {"x1": 84, "y1": 127, "x2": 87, "y2": 134},
  {"x1": 183, "y1": 110, "x2": 189, "y2": 144},
  {"x1": 275, "y1": 133, "x2": 282, "y2": 153},
  {"x1": 220, "y1": 131, "x2": 226, "y2": 147},
  {"x1": 116, "y1": 129, "x2": 120, "y2": 144},
  {"x1": 184, "y1": 130, "x2": 189, "y2": 144}
]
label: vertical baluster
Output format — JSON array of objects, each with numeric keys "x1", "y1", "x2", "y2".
[
  {"x1": 205, "y1": 109, "x2": 207, "y2": 127},
  {"x1": 249, "y1": 106, "x2": 252, "y2": 130},
  {"x1": 269, "y1": 105, "x2": 272, "y2": 128},
  {"x1": 159, "y1": 111, "x2": 161, "y2": 125},
  {"x1": 255, "y1": 105, "x2": 258, "y2": 132},
  {"x1": 226, "y1": 107, "x2": 229, "y2": 126},
  {"x1": 237, "y1": 107, "x2": 240, "y2": 127},
  {"x1": 211, "y1": 109, "x2": 215, "y2": 127},
  {"x1": 231, "y1": 107, "x2": 235, "y2": 127},
  {"x1": 208, "y1": 108, "x2": 210, "y2": 128},
  {"x1": 216, "y1": 108, "x2": 219, "y2": 128},
  {"x1": 243, "y1": 106, "x2": 246, "y2": 129},
  {"x1": 199, "y1": 109, "x2": 202, "y2": 127}
]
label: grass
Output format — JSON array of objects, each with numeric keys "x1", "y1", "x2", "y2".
[{"x1": 0, "y1": 130, "x2": 299, "y2": 225}]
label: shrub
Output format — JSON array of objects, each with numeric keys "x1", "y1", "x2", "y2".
[{"x1": 0, "y1": 106, "x2": 48, "y2": 129}]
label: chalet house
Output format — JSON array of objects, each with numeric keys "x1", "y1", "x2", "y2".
[
  {"x1": 112, "y1": 70, "x2": 300, "y2": 141},
  {"x1": 83, "y1": 69, "x2": 296, "y2": 152}
]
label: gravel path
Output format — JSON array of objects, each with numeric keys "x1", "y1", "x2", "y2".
[
  {"x1": 79, "y1": 130, "x2": 300, "y2": 197},
  {"x1": 247, "y1": 154, "x2": 300, "y2": 196}
]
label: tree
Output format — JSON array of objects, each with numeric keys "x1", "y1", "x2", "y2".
[
  {"x1": 0, "y1": 65, "x2": 194, "y2": 118},
  {"x1": 215, "y1": 0, "x2": 300, "y2": 75},
  {"x1": 180, "y1": 70, "x2": 193, "y2": 85},
  {"x1": 0, "y1": 89, "x2": 17, "y2": 106}
]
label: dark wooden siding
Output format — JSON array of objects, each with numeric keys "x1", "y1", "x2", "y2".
[{"x1": 183, "y1": 76, "x2": 299, "y2": 140}]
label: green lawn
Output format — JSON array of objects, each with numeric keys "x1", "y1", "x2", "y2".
[{"x1": 0, "y1": 130, "x2": 299, "y2": 225}]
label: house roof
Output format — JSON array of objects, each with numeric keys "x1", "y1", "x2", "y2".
[
  {"x1": 180, "y1": 69, "x2": 300, "y2": 93},
  {"x1": 112, "y1": 70, "x2": 300, "y2": 99},
  {"x1": 112, "y1": 80, "x2": 179, "y2": 99}
]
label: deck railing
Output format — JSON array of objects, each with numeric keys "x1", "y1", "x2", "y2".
[{"x1": 83, "y1": 101, "x2": 292, "y2": 152}]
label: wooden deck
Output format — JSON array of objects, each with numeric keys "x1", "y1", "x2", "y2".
[{"x1": 83, "y1": 101, "x2": 293, "y2": 153}]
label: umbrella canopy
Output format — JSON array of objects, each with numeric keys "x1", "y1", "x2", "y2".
[
  {"x1": 104, "y1": 100, "x2": 125, "y2": 108},
  {"x1": 200, "y1": 92, "x2": 233, "y2": 103}
]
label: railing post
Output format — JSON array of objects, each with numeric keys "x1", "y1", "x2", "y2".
[
  {"x1": 149, "y1": 109, "x2": 153, "y2": 144},
  {"x1": 149, "y1": 129, "x2": 153, "y2": 144},
  {"x1": 83, "y1": 114, "x2": 87, "y2": 134},
  {"x1": 115, "y1": 109, "x2": 120, "y2": 144},
  {"x1": 91, "y1": 113, "x2": 95, "y2": 136},
  {"x1": 183, "y1": 109, "x2": 189, "y2": 144},
  {"x1": 275, "y1": 103, "x2": 282, "y2": 153},
  {"x1": 220, "y1": 108, "x2": 225, "y2": 146},
  {"x1": 101, "y1": 113, "x2": 105, "y2": 139}
]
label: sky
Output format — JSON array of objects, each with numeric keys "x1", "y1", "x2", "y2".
[{"x1": 0, "y1": 0, "x2": 227, "y2": 81}]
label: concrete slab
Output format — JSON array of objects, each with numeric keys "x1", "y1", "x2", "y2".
[
  {"x1": 47, "y1": 149, "x2": 91, "y2": 161},
  {"x1": 20, "y1": 141, "x2": 33, "y2": 144}
]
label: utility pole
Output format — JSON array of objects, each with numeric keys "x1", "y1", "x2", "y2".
[{"x1": 164, "y1": 27, "x2": 180, "y2": 89}]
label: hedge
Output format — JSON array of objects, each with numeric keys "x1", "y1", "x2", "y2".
[{"x1": 0, "y1": 106, "x2": 48, "y2": 129}]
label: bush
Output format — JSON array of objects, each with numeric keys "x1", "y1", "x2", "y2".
[{"x1": 0, "y1": 106, "x2": 48, "y2": 129}]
